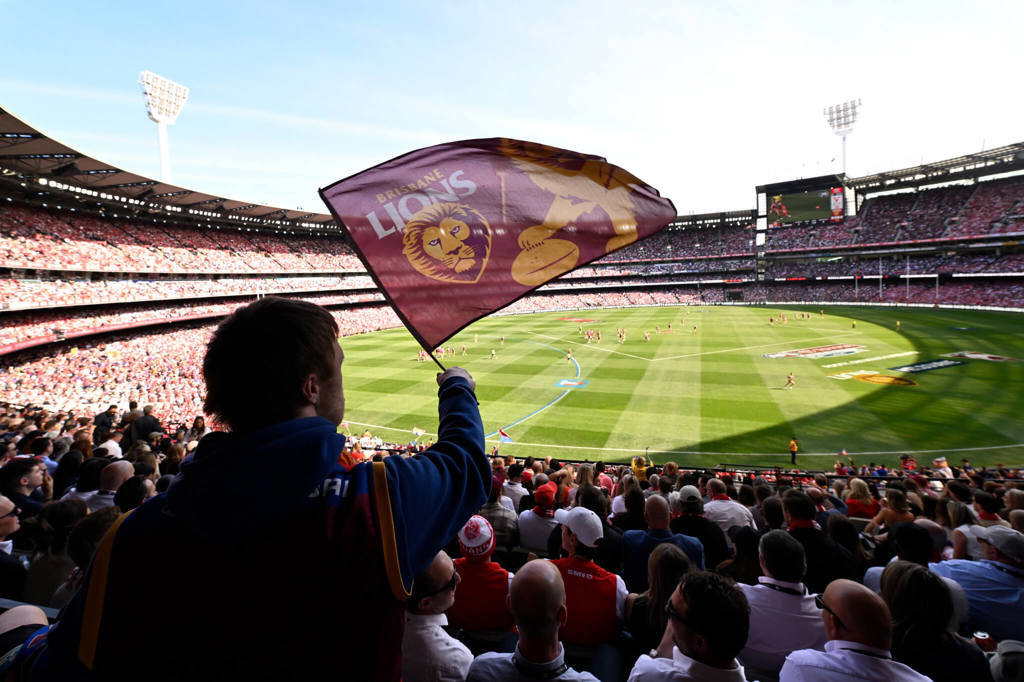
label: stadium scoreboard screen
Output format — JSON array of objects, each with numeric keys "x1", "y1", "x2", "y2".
[
  {"x1": 768, "y1": 187, "x2": 843, "y2": 226},
  {"x1": 756, "y1": 175, "x2": 846, "y2": 230}
]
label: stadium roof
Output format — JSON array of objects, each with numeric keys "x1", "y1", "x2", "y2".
[
  {"x1": 0, "y1": 106, "x2": 336, "y2": 233},
  {"x1": 847, "y1": 142, "x2": 1024, "y2": 193}
]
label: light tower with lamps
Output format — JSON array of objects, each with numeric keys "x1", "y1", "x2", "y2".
[
  {"x1": 139, "y1": 70, "x2": 189, "y2": 183},
  {"x1": 823, "y1": 98, "x2": 862, "y2": 176}
]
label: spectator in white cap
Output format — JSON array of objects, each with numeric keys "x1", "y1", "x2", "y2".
[
  {"x1": 671, "y1": 485, "x2": 730, "y2": 569},
  {"x1": 447, "y1": 515, "x2": 514, "y2": 633},
  {"x1": 549, "y1": 506, "x2": 627, "y2": 646},
  {"x1": 931, "y1": 525, "x2": 1024, "y2": 641}
]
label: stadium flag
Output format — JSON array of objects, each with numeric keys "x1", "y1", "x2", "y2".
[
  {"x1": 320, "y1": 138, "x2": 676, "y2": 351},
  {"x1": 498, "y1": 427, "x2": 514, "y2": 444}
]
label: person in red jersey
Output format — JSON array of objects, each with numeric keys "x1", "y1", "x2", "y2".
[{"x1": 549, "y1": 506, "x2": 627, "y2": 646}]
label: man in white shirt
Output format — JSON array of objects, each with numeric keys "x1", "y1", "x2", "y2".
[
  {"x1": 402, "y1": 550, "x2": 473, "y2": 682},
  {"x1": 628, "y1": 571, "x2": 749, "y2": 681},
  {"x1": 503, "y1": 464, "x2": 528, "y2": 512},
  {"x1": 738, "y1": 530, "x2": 827, "y2": 678},
  {"x1": 97, "y1": 430, "x2": 123, "y2": 459},
  {"x1": 703, "y1": 479, "x2": 755, "y2": 538},
  {"x1": 780, "y1": 580, "x2": 931, "y2": 682}
]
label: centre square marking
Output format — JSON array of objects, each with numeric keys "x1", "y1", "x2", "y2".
[{"x1": 555, "y1": 379, "x2": 589, "y2": 388}]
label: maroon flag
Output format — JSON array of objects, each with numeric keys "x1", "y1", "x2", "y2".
[{"x1": 319, "y1": 138, "x2": 676, "y2": 350}]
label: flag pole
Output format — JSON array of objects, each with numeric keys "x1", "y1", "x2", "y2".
[{"x1": 430, "y1": 352, "x2": 446, "y2": 371}]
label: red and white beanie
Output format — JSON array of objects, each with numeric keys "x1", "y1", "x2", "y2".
[{"x1": 458, "y1": 515, "x2": 495, "y2": 560}]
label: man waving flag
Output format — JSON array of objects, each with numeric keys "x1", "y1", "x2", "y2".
[{"x1": 320, "y1": 138, "x2": 676, "y2": 351}]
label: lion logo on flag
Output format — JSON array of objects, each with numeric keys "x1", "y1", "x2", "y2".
[{"x1": 402, "y1": 202, "x2": 492, "y2": 284}]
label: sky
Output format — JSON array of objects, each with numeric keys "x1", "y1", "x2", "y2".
[{"x1": 3, "y1": 1, "x2": 1023, "y2": 216}]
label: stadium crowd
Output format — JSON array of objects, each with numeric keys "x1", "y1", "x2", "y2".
[
  {"x1": 0, "y1": 298, "x2": 1021, "y2": 682},
  {"x1": 763, "y1": 252, "x2": 1023, "y2": 280},
  {"x1": 740, "y1": 281, "x2": 1024, "y2": 307},
  {"x1": 0, "y1": 275, "x2": 375, "y2": 310},
  {"x1": 767, "y1": 177, "x2": 1024, "y2": 252},
  {"x1": 0, "y1": 204, "x2": 362, "y2": 273}
]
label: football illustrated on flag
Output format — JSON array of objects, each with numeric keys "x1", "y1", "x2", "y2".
[{"x1": 320, "y1": 138, "x2": 676, "y2": 351}]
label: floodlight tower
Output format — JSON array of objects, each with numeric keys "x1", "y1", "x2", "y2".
[
  {"x1": 139, "y1": 70, "x2": 189, "y2": 182},
  {"x1": 823, "y1": 98, "x2": 862, "y2": 176}
]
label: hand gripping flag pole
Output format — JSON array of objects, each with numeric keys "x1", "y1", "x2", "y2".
[{"x1": 320, "y1": 138, "x2": 676, "y2": 362}]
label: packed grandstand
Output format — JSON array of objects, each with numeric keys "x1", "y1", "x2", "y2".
[
  {"x1": 1, "y1": 107, "x2": 1024, "y2": 682},
  {"x1": 2, "y1": 110, "x2": 1023, "y2": 424}
]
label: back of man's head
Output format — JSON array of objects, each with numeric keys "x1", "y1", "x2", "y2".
[
  {"x1": 203, "y1": 297, "x2": 340, "y2": 432},
  {"x1": 678, "y1": 571, "x2": 750, "y2": 667},
  {"x1": 947, "y1": 481, "x2": 973, "y2": 503},
  {"x1": 891, "y1": 522, "x2": 932, "y2": 565},
  {"x1": 644, "y1": 494, "x2": 671, "y2": 530},
  {"x1": 782, "y1": 490, "x2": 816, "y2": 522},
  {"x1": 510, "y1": 559, "x2": 565, "y2": 639},
  {"x1": 99, "y1": 460, "x2": 135, "y2": 492},
  {"x1": 142, "y1": 405, "x2": 154, "y2": 416},
  {"x1": 707, "y1": 478, "x2": 727, "y2": 497},
  {"x1": 759, "y1": 529, "x2": 806, "y2": 583},
  {"x1": 507, "y1": 463, "x2": 524, "y2": 481},
  {"x1": 762, "y1": 496, "x2": 785, "y2": 529},
  {"x1": 822, "y1": 579, "x2": 892, "y2": 650}
]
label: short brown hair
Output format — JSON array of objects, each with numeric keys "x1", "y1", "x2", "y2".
[{"x1": 203, "y1": 297, "x2": 339, "y2": 432}]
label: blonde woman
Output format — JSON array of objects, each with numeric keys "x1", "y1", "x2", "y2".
[{"x1": 844, "y1": 478, "x2": 880, "y2": 518}]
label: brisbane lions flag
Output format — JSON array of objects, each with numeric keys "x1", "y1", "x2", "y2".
[{"x1": 319, "y1": 138, "x2": 676, "y2": 351}]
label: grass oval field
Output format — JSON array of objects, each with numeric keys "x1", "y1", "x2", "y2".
[{"x1": 340, "y1": 305, "x2": 1024, "y2": 469}]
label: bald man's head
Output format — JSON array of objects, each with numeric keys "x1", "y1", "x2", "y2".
[
  {"x1": 707, "y1": 478, "x2": 726, "y2": 496},
  {"x1": 99, "y1": 461, "x2": 135, "y2": 492},
  {"x1": 822, "y1": 579, "x2": 892, "y2": 650},
  {"x1": 510, "y1": 560, "x2": 565, "y2": 637},
  {"x1": 644, "y1": 494, "x2": 671, "y2": 529}
]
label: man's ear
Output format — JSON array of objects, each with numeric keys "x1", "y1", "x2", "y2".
[
  {"x1": 300, "y1": 373, "x2": 320, "y2": 406},
  {"x1": 557, "y1": 603, "x2": 568, "y2": 627}
]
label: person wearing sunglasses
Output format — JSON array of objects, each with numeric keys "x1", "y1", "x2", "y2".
[
  {"x1": 779, "y1": 579, "x2": 931, "y2": 681},
  {"x1": 628, "y1": 571, "x2": 750, "y2": 681},
  {"x1": 402, "y1": 550, "x2": 473, "y2": 682},
  {"x1": 0, "y1": 495, "x2": 26, "y2": 601}
]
